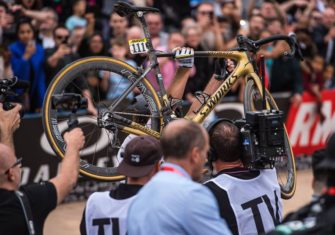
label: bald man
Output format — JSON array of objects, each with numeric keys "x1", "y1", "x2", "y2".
[
  {"x1": 127, "y1": 119, "x2": 231, "y2": 235},
  {"x1": 0, "y1": 125, "x2": 85, "y2": 234}
]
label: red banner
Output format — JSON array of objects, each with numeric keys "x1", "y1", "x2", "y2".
[{"x1": 286, "y1": 89, "x2": 335, "y2": 155}]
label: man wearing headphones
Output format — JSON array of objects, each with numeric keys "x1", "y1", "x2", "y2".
[{"x1": 204, "y1": 119, "x2": 283, "y2": 235}]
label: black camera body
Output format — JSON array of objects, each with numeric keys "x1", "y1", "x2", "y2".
[
  {"x1": 235, "y1": 110, "x2": 286, "y2": 169},
  {"x1": 0, "y1": 77, "x2": 29, "y2": 113}
]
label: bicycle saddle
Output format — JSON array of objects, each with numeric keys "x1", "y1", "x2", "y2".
[{"x1": 114, "y1": 1, "x2": 160, "y2": 17}]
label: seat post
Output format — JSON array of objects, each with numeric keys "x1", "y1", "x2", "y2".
[{"x1": 136, "y1": 11, "x2": 169, "y2": 105}]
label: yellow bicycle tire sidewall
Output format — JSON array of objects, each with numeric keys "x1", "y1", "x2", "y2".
[{"x1": 43, "y1": 57, "x2": 162, "y2": 181}]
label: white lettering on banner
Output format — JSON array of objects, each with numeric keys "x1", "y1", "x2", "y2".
[
  {"x1": 290, "y1": 103, "x2": 316, "y2": 146},
  {"x1": 40, "y1": 116, "x2": 111, "y2": 156},
  {"x1": 290, "y1": 101, "x2": 335, "y2": 147},
  {"x1": 312, "y1": 101, "x2": 335, "y2": 145},
  {"x1": 33, "y1": 164, "x2": 50, "y2": 182},
  {"x1": 21, "y1": 167, "x2": 30, "y2": 185},
  {"x1": 20, "y1": 164, "x2": 65, "y2": 186}
]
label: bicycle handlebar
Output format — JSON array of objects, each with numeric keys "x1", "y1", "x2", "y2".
[
  {"x1": 156, "y1": 51, "x2": 210, "y2": 58},
  {"x1": 236, "y1": 34, "x2": 304, "y2": 61},
  {"x1": 156, "y1": 34, "x2": 304, "y2": 61},
  {"x1": 114, "y1": 1, "x2": 159, "y2": 17}
]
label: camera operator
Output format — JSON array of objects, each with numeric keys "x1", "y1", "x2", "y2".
[
  {"x1": 0, "y1": 99, "x2": 85, "y2": 234},
  {"x1": 204, "y1": 119, "x2": 283, "y2": 235}
]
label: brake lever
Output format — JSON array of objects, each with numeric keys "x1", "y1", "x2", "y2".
[
  {"x1": 237, "y1": 35, "x2": 259, "y2": 53},
  {"x1": 288, "y1": 33, "x2": 304, "y2": 61}
]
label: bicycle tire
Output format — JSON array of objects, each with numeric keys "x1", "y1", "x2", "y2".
[
  {"x1": 42, "y1": 57, "x2": 162, "y2": 181},
  {"x1": 244, "y1": 79, "x2": 296, "y2": 199}
]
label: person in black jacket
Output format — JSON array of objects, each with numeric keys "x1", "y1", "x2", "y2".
[{"x1": 0, "y1": 101, "x2": 85, "y2": 235}]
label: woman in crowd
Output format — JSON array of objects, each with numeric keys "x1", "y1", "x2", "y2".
[
  {"x1": 9, "y1": 20, "x2": 46, "y2": 112},
  {"x1": 78, "y1": 32, "x2": 107, "y2": 57}
]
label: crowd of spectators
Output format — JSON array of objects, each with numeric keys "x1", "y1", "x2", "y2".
[{"x1": 0, "y1": 0, "x2": 335, "y2": 113}]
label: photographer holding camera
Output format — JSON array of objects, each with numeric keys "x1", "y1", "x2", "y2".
[
  {"x1": 0, "y1": 89, "x2": 85, "y2": 234},
  {"x1": 204, "y1": 119, "x2": 283, "y2": 235}
]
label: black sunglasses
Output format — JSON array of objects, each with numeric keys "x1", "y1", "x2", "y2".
[
  {"x1": 198, "y1": 11, "x2": 214, "y2": 15},
  {"x1": 55, "y1": 35, "x2": 69, "y2": 40},
  {"x1": 4, "y1": 158, "x2": 22, "y2": 175}
]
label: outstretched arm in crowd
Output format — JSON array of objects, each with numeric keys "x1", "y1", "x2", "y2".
[
  {"x1": 49, "y1": 128, "x2": 85, "y2": 204},
  {"x1": 0, "y1": 103, "x2": 21, "y2": 150},
  {"x1": 10, "y1": 5, "x2": 49, "y2": 21}
]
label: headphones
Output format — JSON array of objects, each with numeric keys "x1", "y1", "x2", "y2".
[{"x1": 206, "y1": 118, "x2": 235, "y2": 164}]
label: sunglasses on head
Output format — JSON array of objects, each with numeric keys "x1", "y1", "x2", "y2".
[{"x1": 4, "y1": 157, "x2": 22, "y2": 175}]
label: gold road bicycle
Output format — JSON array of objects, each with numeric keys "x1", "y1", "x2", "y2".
[{"x1": 43, "y1": 2, "x2": 302, "y2": 199}]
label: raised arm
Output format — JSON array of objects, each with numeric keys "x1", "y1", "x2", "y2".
[
  {"x1": 10, "y1": 4, "x2": 50, "y2": 21},
  {"x1": 49, "y1": 128, "x2": 85, "y2": 204}
]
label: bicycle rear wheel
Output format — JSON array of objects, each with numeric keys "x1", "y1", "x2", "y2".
[
  {"x1": 244, "y1": 79, "x2": 296, "y2": 199},
  {"x1": 42, "y1": 57, "x2": 162, "y2": 181}
]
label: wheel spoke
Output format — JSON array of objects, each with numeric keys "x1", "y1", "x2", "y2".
[{"x1": 43, "y1": 58, "x2": 161, "y2": 181}]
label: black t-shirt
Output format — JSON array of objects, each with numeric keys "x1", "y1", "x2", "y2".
[{"x1": 0, "y1": 182, "x2": 57, "y2": 235}]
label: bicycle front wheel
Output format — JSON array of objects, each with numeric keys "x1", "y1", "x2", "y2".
[
  {"x1": 42, "y1": 57, "x2": 162, "y2": 181},
  {"x1": 244, "y1": 79, "x2": 296, "y2": 199}
]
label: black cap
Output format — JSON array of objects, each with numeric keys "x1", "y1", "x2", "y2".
[
  {"x1": 117, "y1": 136, "x2": 162, "y2": 178},
  {"x1": 316, "y1": 133, "x2": 335, "y2": 170}
]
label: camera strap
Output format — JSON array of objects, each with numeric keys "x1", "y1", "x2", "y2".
[{"x1": 15, "y1": 190, "x2": 36, "y2": 235}]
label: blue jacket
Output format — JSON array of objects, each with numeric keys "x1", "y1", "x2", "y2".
[
  {"x1": 128, "y1": 163, "x2": 232, "y2": 235},
  {"x1": 9, "y1": 41, "x2": 46, "y2": 109}
]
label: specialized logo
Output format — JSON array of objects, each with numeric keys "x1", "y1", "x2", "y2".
[{"x1": 200, "y1": 76, "x2": 235, "y2": 116}]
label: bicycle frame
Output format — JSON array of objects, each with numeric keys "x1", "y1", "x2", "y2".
[
  {"x1": 107, "y1": 10, "x2": 269, "y2": 138},
  {"x1": 112, "y1": 49, "x2": 267, "y2": 138},
  {"x1": 189, "y1": 51, "x2": 265, "y2": 123}
]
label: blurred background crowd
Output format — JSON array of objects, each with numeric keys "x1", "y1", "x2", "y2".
[{"x1": 0, "y1": 0, "x2": 334, "y2": 113}]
